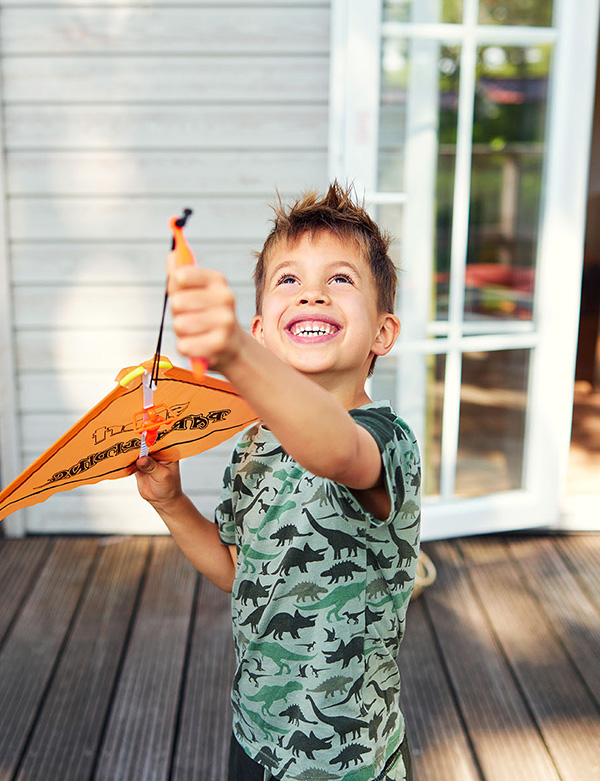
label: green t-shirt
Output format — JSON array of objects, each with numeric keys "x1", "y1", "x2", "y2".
[{"x1": 216, "y1": 402, "x2": 421, "y2": 780}]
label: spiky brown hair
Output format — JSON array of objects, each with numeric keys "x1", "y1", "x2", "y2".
[{"x1": 253, "y1": 181, "x2": 398, "y2": 316}]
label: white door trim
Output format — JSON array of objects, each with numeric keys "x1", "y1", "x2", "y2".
[{"x1": 329, "y1": 0, "x2": 600, "y2": 538}]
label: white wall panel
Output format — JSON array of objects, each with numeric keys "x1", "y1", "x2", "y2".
[
  {"x1": 8, "y1": 197, "x2": 272, "y2": 241},
  {"x1": 5, "y1": 105, "x2": 328, "y2": 150},
  {"x1": 3, "y1": 55, "x2": 329, "y2": 103},
  {"x1": 10, "y1": 242, "x2": 259, "y2": 284},
  {"x1": 13, "y1": 284, "x2": 256, "y2": 328},
  {"x1": 1, "y1": 7, "x2": 329, "y2": 55},
  {"x1": 0, "y1": 0, "x2": 331, "y2": 534},
  {"x1": 7, "y1": 151, "x2": 328, "y2": 196}
]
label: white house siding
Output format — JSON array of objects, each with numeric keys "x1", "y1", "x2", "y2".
[{"x1": 0, "y1": 1, "x2": 331, "y2": 534}]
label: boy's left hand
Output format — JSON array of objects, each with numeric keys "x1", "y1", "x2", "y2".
[{"x1": 168, "y1": 260, "x2": 244, "y2": 373}]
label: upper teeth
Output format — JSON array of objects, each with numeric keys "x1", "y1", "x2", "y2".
[{"x1": 290, "y1": 321, "x2": 337, "y2": 337}]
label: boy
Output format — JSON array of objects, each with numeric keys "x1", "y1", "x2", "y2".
[{"x1": 135, "y1": 182, "x2": 421, "y2": 780}]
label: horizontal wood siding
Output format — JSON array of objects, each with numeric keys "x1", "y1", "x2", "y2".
[{"x1": 1, "y1": 2, "x2": 331, "y2": 533}]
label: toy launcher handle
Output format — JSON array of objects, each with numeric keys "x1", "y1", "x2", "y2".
[{"x1": 170, "y1": 210, "x2": 208, "y2": 377}]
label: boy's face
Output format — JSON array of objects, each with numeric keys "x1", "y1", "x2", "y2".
[{"x1": 251, "y1": 232, "x2": 399, "y2": 392}]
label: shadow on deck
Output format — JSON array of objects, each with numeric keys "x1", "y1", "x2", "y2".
[{"x1": 0, "y1": 533, "x2": 598, "y2": 780}]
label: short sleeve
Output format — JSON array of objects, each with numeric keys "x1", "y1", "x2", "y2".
[
  {"x1": 347, "y1": 406, "x2": 421, "y2": 527},
  {"x1": 214, "y1": 461, "x2": 236, "y2": 546}
]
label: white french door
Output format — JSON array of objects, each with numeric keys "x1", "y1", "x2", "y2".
[{"x1": 330, "y1": 0, "x2": 600, "y2": 539}]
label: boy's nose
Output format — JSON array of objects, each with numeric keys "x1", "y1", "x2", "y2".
[{"x1": 297, "y1": 286, "x2": 330, "y2": 306}]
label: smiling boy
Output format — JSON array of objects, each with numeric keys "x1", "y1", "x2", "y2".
[{"x1": 136, "y1": 182, "x2": 421, "y2": 780}]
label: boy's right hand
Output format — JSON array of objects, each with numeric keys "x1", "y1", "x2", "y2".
[{"x1": 135, "y1": 457, "x2": 183, "y2": 507}]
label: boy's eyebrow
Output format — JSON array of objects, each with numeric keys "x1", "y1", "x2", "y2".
[
  {"x1": 267, "y1": 259, "x2": 363, "y2": 278},
  {"x1": 268, "y1": 259, "x2": 299, "y2": 278},
  {"x1": 325, "y1": 260, "x2": 362, "y2": 275}
]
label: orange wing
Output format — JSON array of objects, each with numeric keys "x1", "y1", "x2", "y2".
[{"x1": 0, "y1": 357, "x2": 258, "y2": 522}]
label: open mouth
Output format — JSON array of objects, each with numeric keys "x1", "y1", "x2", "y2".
[{"x1": 285, "y1": 318, "x2": 341, "y2": 341}]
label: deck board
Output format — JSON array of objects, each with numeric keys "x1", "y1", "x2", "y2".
[
  {"x1": 171, "y1": 577, "x2": 235, "y2": 781},
  {"x1": 459, "y1": 537, "x2": 600, "y2": 781},
  {"x1": 0, "y1": 533, "x2": 598, "y2": 781},
  {"x1": 0, "y1": 538, "x2": 97, "y2": 779},
  {"x1": 0, "y1": 538, "x2": 50, "y2": 647},
  {"x1": 93, "y1": 538, "x2": 196, "y2": 781},
  {"x1": 424, "y1": 540, "x2": 562, "y2": 781},
  {"x1": 507, "y1": 536, "x2": 600, "y2": 709},
  {"x1": 15, "y1": 537, "x2": 150, "y2": 781},
  {"x1": 399, "y1": 598, "x2": 482, "y2": 781},
  {"x1": 556, "y1": 535, "x2": 600, "y2": 613}
]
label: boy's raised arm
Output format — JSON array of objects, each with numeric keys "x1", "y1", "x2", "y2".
[
  {"x1": 224, "y1": 330, "x2": 384, "y2": 490},
  {"x1": 170, "y1": 266, "x2": 388, "y2": 494}
]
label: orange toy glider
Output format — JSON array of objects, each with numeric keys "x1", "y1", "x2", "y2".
[{"x1": 0, "y1": 211, "x2": 258, "y2": 522}]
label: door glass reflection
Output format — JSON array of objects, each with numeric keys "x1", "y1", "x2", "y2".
[
  {"x1": 465, "y1": 45, "x2": 551, "y2": 324},
  {"x1": 383, "y1": 0, "x2": 463, "y2": 24},
  {"x1": 379, "y1": 39, "x2": 460, "y2": 321},
  {"x1": 479, "y1": 0, "x2": 553, "y2": 27},
  {"x1": 455, "y1": 349, "x2": 529, "y2": 496}
]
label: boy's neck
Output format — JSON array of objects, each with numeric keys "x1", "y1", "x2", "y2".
[{"x1": 305, "y1": 370, "x2": 372, "y2": 411}]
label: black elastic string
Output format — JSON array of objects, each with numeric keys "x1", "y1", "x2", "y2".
[
  {"x1": 151, "y1": 284, "x2": 170, "y2": 387},
  {"x1": 151, "y1": 209, "x2": 192, "y2": 387}
]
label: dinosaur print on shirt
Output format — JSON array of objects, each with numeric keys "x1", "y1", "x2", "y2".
[{"x1": 216, "y1": 402, "x2": 420, "y2": 780}]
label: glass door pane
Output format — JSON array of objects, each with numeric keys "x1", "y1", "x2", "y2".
[
  {"x1": 479, "y1": 1, "x2": 553, "y2": 27},
  {"x1": 455, "y1": 348, "x2": 530, "y2": 496},
  {"x1": 383, "y1": 0, "x2": 464, "y2": 24},
  {"x1": 466, "y1": 44, "x2": 552, "y2": 325}
]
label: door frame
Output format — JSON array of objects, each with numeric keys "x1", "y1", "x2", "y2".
[{"x1": 329, "y1": 0, "x2": 600, "y2": 539}]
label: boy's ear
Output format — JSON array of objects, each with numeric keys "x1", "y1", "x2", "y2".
[
  {"x1": 372, "y1": 314, "x2": 401, "y2": 357},
  {"x1": 250, "y1": 314, "x2": 265, "y2": 344}
]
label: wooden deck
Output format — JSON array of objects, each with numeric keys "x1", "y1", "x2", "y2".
[{"x1": 0, "y1": 533, "x2": 598, "y2": 781}]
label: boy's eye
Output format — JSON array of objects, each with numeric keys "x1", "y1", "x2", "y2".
[
  {"x1": 276, "y1": 274, "x2": 298, "y2": 285},
  {"x1": 331, "y1": 273, "x2": 354, "y2": 284}
]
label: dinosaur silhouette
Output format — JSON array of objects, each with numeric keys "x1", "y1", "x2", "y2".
[
  {"x1": 248, "y1": 640, "x2": 316, "y2": 675},
  {"x1": 367, "y1": 547, "x2": 394, "y2": 571},
  {"x1": 321, "y1": 560, "x2": 365, "y2": 583},
  {"x1": 381, "y1": 710, "x2": 398, "y2": 738},
  {"x1": 285, "y1": 729, "x2": 333, "y2": 760},
  {"x1": 387, "y1": 523, "x2": 418, "y2": 566},
  {"x1": 254, "y1": 444, "x2": 293, "y2": 461},
  {"x1": 299, "y1": 581, "x2": 364, "y2": 622},
  {"x1": 239, "y1": 604, "x2": 268, "y2": 632},
  {"x1": 330, "y1": 743, "x2": 370, "y2": 769},
  {"x1": 268, "y1": 523, "x2": 310, "y2": 546},
  {"x1": 238, "y1": 459, "x2": 273, "y2": 486},
  {"x1": 263, "y1": 609, "x2": 317, "y2": 641},
  {"x1": 308, "y1": 675, "x2": 353, "y2": 699},
  {"x1": 305, "y1": 694, "x2": 369, "y2": 744},
  {"x1": 367, "y1": 679, "x2": 397, "y2": 709},
  {"x1": 275, "y1": 581, "x2": 328, "y2": 604},
  {"x1": 254, "y1": 744, "x2": 281, "y2": 771},
  {"x1": 323, "y1": 636, "x2": 364, "y2": 668},
  {"x1": 237, "y1": 485, "x2": 273, "y2": 520},
  {"x1": 276, "y1": 544, "x2": 326, "y2": 576},
  {"x1": 324, "y1": 674, "x2": 364, "y2": 708},
  {"x1": 236, "y1": 577, "x2": 269, "y2": 606},
  {"x1": 369, "y1": 708, "x2": 385, "y2": 741},
  {"x1": 232, "y1": 472, "x2": 253, "y2": 497},
  {"x1": 253, "y1": 503, "x2": 300, "y2": 541},
  {"x1": 237, "y1": 702, "x2": 288, "y2": 739},
  {"x1": 239, "y1": 544, "x2": 280, "y2": 575},
  {"x1": 246, "y1": 680, "x2": 303, "y2": 716},
  {"x1": 302, "y1": 507, "x2": 365, "y2": 559},
  {"x1": 279, "y1": 704, "x2": 317, "y2": 726}
]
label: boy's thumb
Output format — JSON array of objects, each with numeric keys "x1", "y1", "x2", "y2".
[{"x1": 136, "y1": 456, "x2": 156, "y2": 473}]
